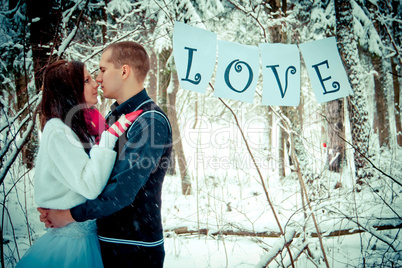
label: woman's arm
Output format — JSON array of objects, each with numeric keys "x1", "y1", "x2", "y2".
[{"x1": 46, "y1": 121, "x2": 117, "y2": 200}]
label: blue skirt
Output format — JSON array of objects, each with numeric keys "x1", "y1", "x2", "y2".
[{"x1": 16, "y1": 220, "x2": 103, "y2": 268}]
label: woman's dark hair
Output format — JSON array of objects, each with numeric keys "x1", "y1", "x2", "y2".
[{"x1": 41, "y1": 60, "x2": 93, "y2": 147}]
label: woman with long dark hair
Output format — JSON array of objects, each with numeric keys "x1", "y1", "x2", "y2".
[{"x1": 16, "y1": 60, "x2": 142, "y2": 267}]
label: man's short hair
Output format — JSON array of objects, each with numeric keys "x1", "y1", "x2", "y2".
[{"x1": 105, "y1": 41, "x2": 150, "y2": 83}]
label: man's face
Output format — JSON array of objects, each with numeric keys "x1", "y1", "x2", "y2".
[{"x1": 96, "y1": 49, "x2": 122, "y2": 100}]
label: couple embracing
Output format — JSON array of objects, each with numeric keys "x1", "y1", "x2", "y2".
[{"x1": 16, "y1": 41, "x2": 172, "y2": 267}]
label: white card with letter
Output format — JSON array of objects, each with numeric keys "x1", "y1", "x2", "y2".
[
  {"x1": 299, "y1": 37, "x2": 351, "y2": 103},
  {"x1": 173, "y1": 22, "x2": 217, "y2": 94},
  {"x1": 214, "y1": 40, "x2": 259, "y2": 103}
]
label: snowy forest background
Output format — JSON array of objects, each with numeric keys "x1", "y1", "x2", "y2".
[{"x1": 1, "y1": 0, "x2": 402, "y2": 267}]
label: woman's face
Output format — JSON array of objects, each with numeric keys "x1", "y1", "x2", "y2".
[{"x1": 83, "y1": 67, "x2": 99, "y2": 107}]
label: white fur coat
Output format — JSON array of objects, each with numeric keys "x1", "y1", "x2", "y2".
[{"x1": 34, "y1": 118, "x2": 117, "y2": 209}]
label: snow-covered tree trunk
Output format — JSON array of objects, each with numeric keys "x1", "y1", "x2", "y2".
[{"x1": 335, "y1": 0, "x2": 373, "y2": 182}]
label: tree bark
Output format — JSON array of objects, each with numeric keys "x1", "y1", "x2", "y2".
[
  {"x1": 264, "y1": 108, "x2": 272, "y2": 164},
  {"x1": 158, "y1": 48, "x2": 171, "y2": 111},
  {"x1": 158, "y1": 48, "x2": 175, "y2": 175},
  {"x1": 278, "y1": 128, "x2": 286, "y2": 178},
  {"x1": 192, "y1": 94, "x2": 198, "y2": 129},
  {"x1": 367, "y1": 2, "x2": 391, "y2": 149},
  {"x1": 372, "y1": 55, "x2": 391, "y2": 149},
  {"x1": 391, "y1": 58, "x2": 402, "y2": 147},
  {"x1": 148, "y1": 51, "x2": 158, "y2": 102},
  {"x1": 326, "y1": 99, "x2": 345, "y2": 172},
  {"x1": 371, "y1": 55, "x2": 390, "y2": 148},
  {"x1": 391, "y1": 0, "x2": 402, "y2": 147}
]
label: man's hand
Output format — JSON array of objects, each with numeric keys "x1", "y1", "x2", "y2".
[{"x1": 37, "y1": 208, "x2": 75, "y2": 228}]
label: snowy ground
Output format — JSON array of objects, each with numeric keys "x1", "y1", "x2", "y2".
[
  {"x1": 163, "y1": 231, "x2": 398, "y2": 268},
  {"x1": 161, "y1": 173, "x2": 402, "y2": 268},
  {"x1": 3, "y1": 116, "x2": 402, "y2": 267}
]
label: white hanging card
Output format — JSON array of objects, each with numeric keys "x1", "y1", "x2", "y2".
[
  {"x1": 299, "y1": 37, "x2": 351, "y2": 103},
  {"x1": 214, "y1": 40, "x2": 259, "y2": 103},
  {"x1": 259, "y1": 43, "x2": 300, "y2": 106},
  {"x1": 173, "y1": 22, "x2": 217, "y2": 94}
]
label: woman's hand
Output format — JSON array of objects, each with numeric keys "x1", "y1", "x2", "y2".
[{"x1": 37, "y1": 207, "x2": 75, "y2": 228}]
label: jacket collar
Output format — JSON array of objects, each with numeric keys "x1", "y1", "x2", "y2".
[{"x1": 109, "y1": 89, "x2": 150, "y2": 116}]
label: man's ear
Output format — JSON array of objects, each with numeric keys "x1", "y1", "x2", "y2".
[{"x1": 121, "y1": 65, "x2": 130, "y2": 79}]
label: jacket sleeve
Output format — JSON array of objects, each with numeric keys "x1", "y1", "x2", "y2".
[
  {"x1": 47, "y1": 121, "x2": 117, "y2": 200},
  {"x1": 70, "y1": 112, "x2": 170, "y2": 221}
]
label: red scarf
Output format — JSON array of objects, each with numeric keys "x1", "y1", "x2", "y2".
[{"x1": 84, "y1": 108, "x2": 109, "y2": 144}]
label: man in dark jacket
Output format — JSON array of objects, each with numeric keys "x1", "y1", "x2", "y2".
[{"x1": 39, "y1": 41, "x2": 172, "y2": 267}]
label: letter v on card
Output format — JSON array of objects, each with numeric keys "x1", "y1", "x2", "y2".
[{"x1": 259, "y1": 43, "x2": 300, "y2": 106}]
